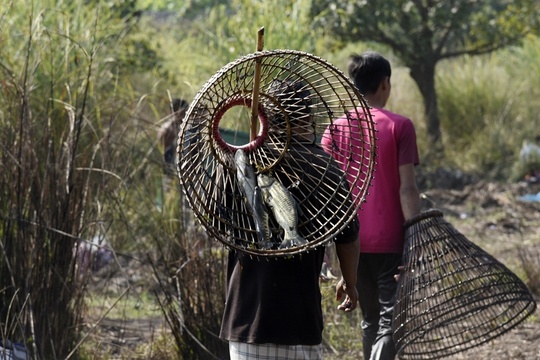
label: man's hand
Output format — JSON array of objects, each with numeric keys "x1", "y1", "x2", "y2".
[{"x1": 335, "y1": 277, "x2": 358, "y2": 312}]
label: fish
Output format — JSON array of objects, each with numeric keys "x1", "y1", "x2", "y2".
[
  {"x1": 234, "y1": 150, "x2": 272, "y2": 249},
  {"x1": 253, "y1": 185, "x2": 272, "y2": 249},
  {"x1": 235, "y1": 150, "x2": 257, "y2": 207},
  {"x1": 257, "y1": 173, "x2": 307, "y2": 249}
]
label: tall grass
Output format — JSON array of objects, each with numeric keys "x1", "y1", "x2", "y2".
[
  {"x1": 152, "y1": 227, "x2": 229, "y2": 359},
  {"x1": 434, "y1": 37, "x2": 540, "y2": 179},
  {"x1": 150, "y1": 0, "x2": 327, "y2": 102},
  {"x1": 0, "y1": 0, "x2": 166, "y2": 358},
  {"x1": 436, "y1": 55, "x2": 519, "y2": 178}
]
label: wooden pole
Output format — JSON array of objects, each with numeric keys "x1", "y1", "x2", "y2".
[{"x1": 250, "y1": 27, "x2": 265, "y2": 141}]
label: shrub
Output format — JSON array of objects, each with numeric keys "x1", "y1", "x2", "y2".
[{"x1": 0, "y1": 0, "x2": 163, "y2": 357}]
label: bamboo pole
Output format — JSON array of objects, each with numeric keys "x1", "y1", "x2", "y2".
[{"x1": 250, "y1": 27, "x2": 265, "y2": 141}]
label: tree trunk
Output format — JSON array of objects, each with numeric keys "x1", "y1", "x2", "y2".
[{"x1": 409, "y1": 62, "x2": 444, "y2": 160}]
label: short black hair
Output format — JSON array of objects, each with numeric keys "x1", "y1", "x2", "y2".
[
  {"x1": 267, "y1": 79, "x2": 311, "y2": 116},
  {"x1": 172, "y1": 98, "x2": 189, "y2": 113},
  {"x1": 348, "y1": 51, "x2": 391, "y2": 94},
  {"x1": 266, "y1": 79, "x2": 312, "y2": 126}
]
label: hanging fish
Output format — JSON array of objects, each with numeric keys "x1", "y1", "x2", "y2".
[
  {"x1": 257, "y1": 173, "x2": 307, "y2": 249},
  {"x1": 253, "y1": 185, "x2": 272, "y2": 249},
  {"x1": 234, "y1": 150, "x2": 272, "y2": 249},
  {"x1": 234, "y1": 150, "x2": 257, "y2": 207}
]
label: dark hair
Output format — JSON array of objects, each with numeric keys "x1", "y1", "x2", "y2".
[
  {"x1": 172, "y1": 98, "x2": 189, "y2": 113},
  {"x1": 266, "y1": 79, "x2": 311, "y2": 124},
  {"x1": 265, "y1": 79, "x2": 314, "y2": 142},
  {"x1": 348, "y1": 51, "x2": 391, "y2": 94},
  {"x1": 268, "y1": 79, "x2": 311, "y2": 113}
]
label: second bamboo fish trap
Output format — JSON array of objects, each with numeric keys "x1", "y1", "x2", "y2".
[
  {"x1": 392, "y1": 209, "x2": 537, "y2": 359},
  {"x1": 176, "y1": 49, "x2": 376, "y2": 257}
]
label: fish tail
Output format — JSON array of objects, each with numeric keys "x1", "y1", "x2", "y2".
[{"x1": 279, "y1": 229, "x2": 307, "y2": 249}]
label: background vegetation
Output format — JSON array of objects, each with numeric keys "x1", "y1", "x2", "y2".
[
  {"x1": 0, "y1": 0, "x2": 538, "y2": 359},
  {"x1": 311, "y1": 0, "x2": 540, "y2": 158}
]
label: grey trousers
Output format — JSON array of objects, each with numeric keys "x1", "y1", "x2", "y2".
[{"x1": 356, "y1": 253, "x2": 402, "y2": 360}]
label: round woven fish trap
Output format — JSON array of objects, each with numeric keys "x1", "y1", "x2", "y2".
[
  {"x1": 176, "y1": 49, "x2": 375, "y2": 257},
  {"x1": 392, "y1": 209, "x2": 537, "y2": 359}
]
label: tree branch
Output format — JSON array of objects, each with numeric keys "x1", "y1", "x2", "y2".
[{"x1": 440, "y1": 36, "x2": 522, "y2": 60}]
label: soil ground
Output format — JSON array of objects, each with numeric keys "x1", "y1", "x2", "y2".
[
  {"x1": 417, "y1": 181, "x2": 540, "y2": 360},
  {"x1": 87, "y1": 180, "x2": 540, "y2": 359}
]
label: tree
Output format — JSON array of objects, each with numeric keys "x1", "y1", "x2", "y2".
[{"x1": 310, "y1": 0, "x2": 540, "y2": 159}]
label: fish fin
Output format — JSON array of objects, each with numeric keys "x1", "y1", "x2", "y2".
[{"x1": 279, "y1": 230, "x2": 307, "y2": 249}]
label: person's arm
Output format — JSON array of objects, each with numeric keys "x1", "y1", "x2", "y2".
[
  {"x1": 399, "y1": 163, "x2": 421, "y2": 221},
  {"x1": 334, "y1": 239, "x2": 359, "y2": 312},
  {"x1": 393, "y1": 163, "x2": 421, "y2": 282}
]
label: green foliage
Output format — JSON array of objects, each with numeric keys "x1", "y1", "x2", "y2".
[
  {"x1": 434, "y1": 36, "x2": 540, "y2": 180},
  {"x1": 468, "y1": 0, "x2": 540, "y2": 49},
  {"x1": 145, "y1": 0, "x2": 329, "y2": 103},
  {"x1": 505, "y1": 36, "x2": 540, "y2": 117},
  {"x1": 0, "y1": 0, "x2": 167, "y2": 357},
  {"x1": 310, "y1": 0, "x2": 540, "y2": 158},
  {"x1": 436, "y1": 55, "x2": 515, "y2": 175},
  {"x1": 138, "y1": 0, "x2": 224, "y2": 15},
  {"x1": 311, "y1": 0, "x2": 539, "y2": 62},
  {"x1": 138, "y1": 0, "x2": 181, "y2": 11}
]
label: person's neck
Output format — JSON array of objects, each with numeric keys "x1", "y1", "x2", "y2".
[
  {"x1": 366, "y1": 96, "x2": 385, "y2": 109},
  {"x1": 364, "y1": 94, "x2": 386, "y2": 109}
]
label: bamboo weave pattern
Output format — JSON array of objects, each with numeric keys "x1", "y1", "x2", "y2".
[
  {"x1": 393, "y1": 209, "x2": 537, "y2": 359},
  {"x1": 176, "y1": 50, "x2": 376, "y2": 257}
]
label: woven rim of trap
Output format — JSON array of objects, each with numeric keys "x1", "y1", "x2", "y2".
[
  {"x1": 392, "y1": 209, "x2": 537, "y2": 359},
  {"x1": 176, "y1": 49, "x2": 376, "y2": 257}
]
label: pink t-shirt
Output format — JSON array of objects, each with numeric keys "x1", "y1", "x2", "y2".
[{"x1": 321, "y1": 108, "x2": 419, "y2": 253}]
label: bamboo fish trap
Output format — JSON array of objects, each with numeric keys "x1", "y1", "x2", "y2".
[
  {"x1": 176, "y1": 47, "x2": 376, "y2": 257},
  {"x1": 392, "y1": 209, "x2": 537, "y2": 359}
]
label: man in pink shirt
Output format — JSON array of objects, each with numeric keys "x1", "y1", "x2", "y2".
[{"x1": 322, "y1": 51, "x2": 422, "y2": 360}]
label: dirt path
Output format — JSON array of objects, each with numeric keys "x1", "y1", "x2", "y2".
[
  {"x1": 445, "y1": 309, "x2": 540, "y2": 359},
  {"x1": 421, "y1": 181, "x2": 540, "y2": 360},
  {"x1": 86, "y1": 180, "x2": 540, "y2": 359}
]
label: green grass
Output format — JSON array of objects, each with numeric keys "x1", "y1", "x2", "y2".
[{"x1": 84, "y1": 290, "x2": 162, "y2": 321}]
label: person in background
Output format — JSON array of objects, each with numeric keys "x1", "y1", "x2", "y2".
[
  {"x1": 321, "y1": 51, "x2": 422, "y2": 360},
  {"x1": 220, "y1": 80, "x2": 360, "y2": 360},
  {"x1": 158, "y1": 98, "x2": 189, "y2": 190},
  {"x1": 517, "y1": 134, "x2": 540, "y2": 184}
]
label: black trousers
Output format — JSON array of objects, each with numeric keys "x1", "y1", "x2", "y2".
[{"x1": 356, "y1": 253, "x2": 402, "y2": 360}]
